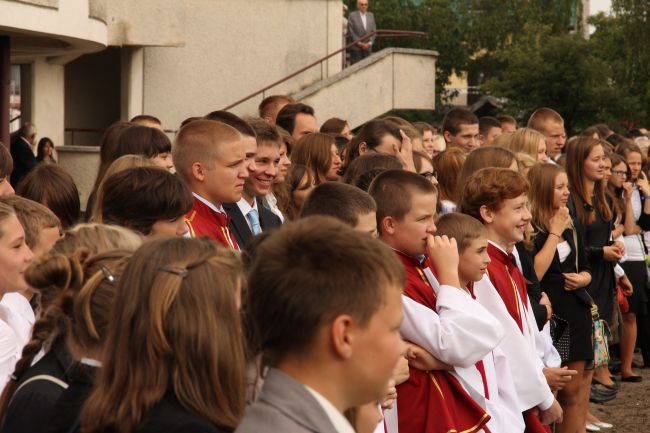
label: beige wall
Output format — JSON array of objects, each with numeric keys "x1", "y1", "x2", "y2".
[
  {"x1": 102, "y1": 0, "x2": 183, "y2": 47},
  {"x1": 31, "y1": 59, "x2": 64, "y2": 146},
  {"x1": 295, "y1": 48, "x2": 437, "y2": 129},
  {"x1": 141, "y1": 0, "x2": 343, "y2": 130}
]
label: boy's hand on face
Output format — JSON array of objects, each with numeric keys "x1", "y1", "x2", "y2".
[{"x1": 426, "y1": 235, "x2": 461, "y2": 288}]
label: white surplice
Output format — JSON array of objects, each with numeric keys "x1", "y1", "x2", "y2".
[
  {"x1": 401, "y1": 270, "x2": 524, "y2": 433},
  {"x1": 473, "y1": 274, "x2": 555, "y2": 412}
]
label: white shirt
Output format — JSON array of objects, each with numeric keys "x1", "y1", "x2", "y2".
[
  {"x1": 0, "y1": 293, "x2": 34, "y2": 355},
  {"x1": 439, "y1": 200, "x2": 456, "y2": 215},
  {"x1": 236, "y1": 197, "x2": 259, "y2": 232},
  {"x1": 556, "y1": 241, "x2": 571, "y2": 263},
  {"x1": 400, "y1": 268, "x2": 523, "y2": 433},
  {"x1": 0, "y1": 312, "x2": 18, "y2": 391},
  {"x1": 264, "y1": 192, "x2": 285, "y2": 223},
  {"x1": 192, "y1": 193, "x2": 225, "y2": 214},
  {"x1": 304, "y1": 386, "x2": 356, "y2": 433},
  {"x1": 622, "y1": 189, "x2": 645, "y2": 261},
  {"x1": 360, "y1": 12, "x2": 367, "y2": 30}
]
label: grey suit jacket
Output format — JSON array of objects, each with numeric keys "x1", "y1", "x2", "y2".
[
  {"x1": 235, "y1": 368, "x2": 339, "y2": 433},
  {"x1": 347, "y1": 11, "x2": 376, "y2": 50}
]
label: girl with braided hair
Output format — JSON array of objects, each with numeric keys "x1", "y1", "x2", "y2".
[
  {"x1": 0, "y1": 224, "x2": 141, "y2": 433},
  {"x1": 44, "y1": 251, "x2": 131, "y2": 433}
]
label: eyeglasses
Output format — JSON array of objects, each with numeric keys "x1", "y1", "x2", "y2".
[
  {"x1": 611, "y1": 170, "x2": 628, "y2": 178},
  {"x1": 420, "y1": 170, "x2": 437, "y2": 180}
]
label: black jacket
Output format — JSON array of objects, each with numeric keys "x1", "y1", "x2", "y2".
[
  {"x1": 223, "y1": 198, "x2": 282, "y2": 250},
  {"x1": 1, "y1": 337, "x2": 73, "y2": 433},
  {"x1": 9, "y1": 135, "x2": 37, "y2": 187}
]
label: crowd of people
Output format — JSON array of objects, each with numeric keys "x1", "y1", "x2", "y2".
[{"x1": 0, "y1": 93, "x2": 647, "y2": 433}]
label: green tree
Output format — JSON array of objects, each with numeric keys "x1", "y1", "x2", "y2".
[
  {"x1": 483, "y1": 30, "x2": 642, "y2": 133},
  {"x1": 590, "y1": 2, "x2": 650, "y2": 125}
]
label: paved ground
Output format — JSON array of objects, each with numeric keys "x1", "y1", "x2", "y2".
[{"x1": 590, "y1": 355, "x2": 650, "y2": 433}]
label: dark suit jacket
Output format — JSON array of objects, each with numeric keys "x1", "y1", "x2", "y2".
[
  {"x1": 9, "y1": 135, "x2": 37, "y2": 187},
  {"x1": 347, "y1": 10, "x2": 376, "y2": 50},
  {"x1": 515, "y1": 242, "x2": 548, "y2": 331},
  {"x1": 223, "y1": 198, "x2": 282, "y2": 249},
  {"x1": 235, "y1": 368, "x2": 339, "y2": 433}
]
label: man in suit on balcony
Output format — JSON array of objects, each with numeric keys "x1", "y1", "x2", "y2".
[{"x1": 347, "y1": 0, "x2": 376, "y2": 65}]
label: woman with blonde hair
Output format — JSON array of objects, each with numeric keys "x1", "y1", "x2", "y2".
[
  {"x1": 506, "y1": 127, "x2": 549, "y2": 163},
  {"x1": 0, "y1": 224, "x2": 141, "y2": 433},
  {"x1": 291, "y1": 133, "x2": 342, "y2": 183},
  {"x1": 80, "y1": 237, "x2": 246, "y2": 433}
]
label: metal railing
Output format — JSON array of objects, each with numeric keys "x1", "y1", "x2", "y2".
[{"x1": 221, "y1": 29, "x2": 426, "y2": 111}]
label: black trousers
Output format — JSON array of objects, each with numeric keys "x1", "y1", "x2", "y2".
[{"x1": 349, "y1": 48, "x2": 371, "y2": 65}]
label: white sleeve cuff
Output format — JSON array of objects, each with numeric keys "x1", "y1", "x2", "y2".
[
  {"x1": 614, "y1": 264, "x2": 625, "y2": 279},
  {"x1": 538, "y1": 394, "x2": 555, "y2": 411}
]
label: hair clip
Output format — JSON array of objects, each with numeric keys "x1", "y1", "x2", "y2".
[
  {"x1": 158, "y1": 266, "x2": 189, "y2": 278},
  {"x1": 99, "y1": 265, "x2": 116, "y2": 284}
]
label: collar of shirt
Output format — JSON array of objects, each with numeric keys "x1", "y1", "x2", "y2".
[
  {"x1": 236, "y1": 196, "x2": 258, "y2": 216},
  {"x1": 304, "y1": 386, "x2": 356, "y2": 433},
  {"x1": 509, "y1": 244, "x2": 523, "y2": 274},
  {"x1": 487, "y1": 240, "x2": 511, "y2": 256},
  {"x1": 192, "y1": 192, "x2": 225, "y2": 214},
  {"x1": 237, "y1": 197, "x2": 259, "y2": 231},
  {"x1": 0, "y1": 293, "x2": 35, "y2": 325},
  {"x1": 265, "y1": 191, "x2": 277, "y2": 207},
  {"x1": 80, "y1": 357, "x2": 102, "y2": 368}
]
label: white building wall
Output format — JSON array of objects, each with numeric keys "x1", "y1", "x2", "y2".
[{"x1": 141, "y1": 0, "x2": 343, "y2": 129}]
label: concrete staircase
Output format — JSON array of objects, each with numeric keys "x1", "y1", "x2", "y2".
[{"x1": 292, "y1": 47, "x2": 438, "y2": 128}]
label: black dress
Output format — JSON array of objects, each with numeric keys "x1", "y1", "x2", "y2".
[
  {"x1": 0, "y1": 337, "x2": 73, "y2": 433},
  {"x1": 137, "y1": 392, "x2": 229, "y2": 433},
  {"x1": 533, "y1": 228, "x2": 594, "y2": 363},
  {"x1": 44, "y1": 362, "x2": 97, "y2": 433},
  {"x1": 571, "y1": 196, "x2": 616, "y2": 324},
  {"x1": 63, "y1": 390, "x2": 230, "y2": 433}
]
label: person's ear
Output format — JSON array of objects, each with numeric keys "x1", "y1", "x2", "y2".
[
  {"x1": 191, "y1": 162, "x2": 205, "y2": 182},
  {"x1": 330, "y1": 314, "x2": 354, "y2": 359},
  {"x1": 443, "y1": 131, "x2": 452, "y2": 144},
  {"x1": 479, "y1": 205, "x2": 493, "y2": 224},
  {"x1": 359, "y1": 142, "x2": 368, "y2": 155},
  {"x1": 381, "y1": 216, "x2": 397, "y2": 236}
]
